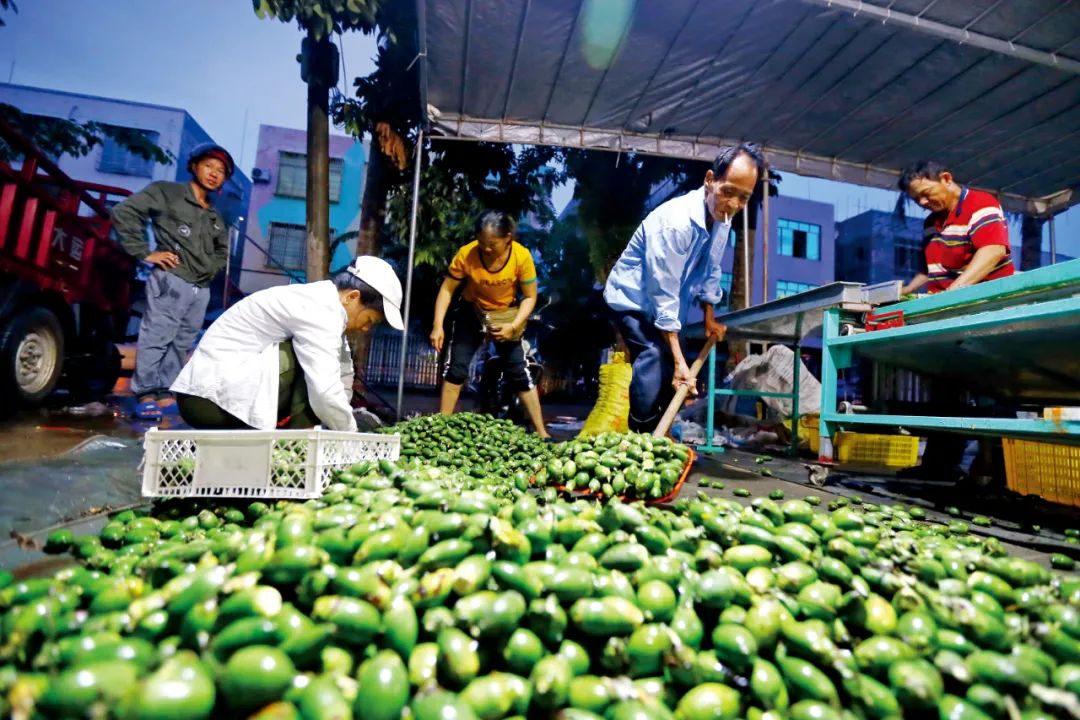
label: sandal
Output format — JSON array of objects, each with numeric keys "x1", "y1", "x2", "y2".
[{"x1": 134, "y1": 399, "x2": 163, "y2": 422}]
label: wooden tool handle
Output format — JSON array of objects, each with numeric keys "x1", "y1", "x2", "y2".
[{"x1": 652, "y1": 336, "x2": 719, "y2": 438}]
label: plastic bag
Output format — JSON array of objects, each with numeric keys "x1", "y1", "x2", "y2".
[{"x1": 722, "y1": 345, "x2": 821, "y2": 422}]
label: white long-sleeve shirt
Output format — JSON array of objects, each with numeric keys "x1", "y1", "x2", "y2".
[{"x1": 171, "y1": 280, "x2": 357, "y2": 431}]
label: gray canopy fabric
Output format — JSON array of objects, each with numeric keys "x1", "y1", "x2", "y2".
[{"x1": 418, "y1": 0, "x2": 1080, "y2": 216}]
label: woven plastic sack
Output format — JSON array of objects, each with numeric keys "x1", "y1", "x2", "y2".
[
  {"x1": 579, "y1": 353, "x2": 632, "y2": 437},
  {"x1": 722, "y1": 345, "x2": 821, "y2": 422}
]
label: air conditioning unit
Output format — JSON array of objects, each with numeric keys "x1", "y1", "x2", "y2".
[{"x1": 251, "y1": 167, "x2": 271, "y2": 184}]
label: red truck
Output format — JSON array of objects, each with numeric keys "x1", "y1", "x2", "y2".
[{"x1": 0, "y1": 117, "x2": 135, "y2": 406}]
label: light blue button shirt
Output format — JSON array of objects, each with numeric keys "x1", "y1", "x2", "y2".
[{"x1": 604, "y1": 186, "x2": 730, "y2": 332}]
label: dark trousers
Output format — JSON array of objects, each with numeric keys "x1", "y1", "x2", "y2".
[
  {"x1": 177, "y1": 340, "x2": 320, "y2": 429},
  {"x1": 442, "y1": 303, "x2": 533, "y2": 393},
  {"x1": 610, "y1": 309, "x2": 675, "y2": 433}
]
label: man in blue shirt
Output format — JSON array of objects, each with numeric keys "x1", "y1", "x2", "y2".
[{"x1": 605, "y1": 143, "x2": 764, "y2": 432}]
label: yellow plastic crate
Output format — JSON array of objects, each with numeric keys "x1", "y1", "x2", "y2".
[
  {"x1": 785, "y1": 414, "x2": 821, "y2": 454},
  {"x1": 1003, "y1": 438, "x2": 1080, "y2": 507},
  {"x1": 835, "y1": 431, "x2": 921, "y2": 468}
]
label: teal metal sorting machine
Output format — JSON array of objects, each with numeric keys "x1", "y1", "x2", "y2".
[
  {"x1": 819, "y1": 259, "x2": 1080, "y2": 461},
  {"x1": 686, "y1": 281, "x2": 902, "y2": 456}
]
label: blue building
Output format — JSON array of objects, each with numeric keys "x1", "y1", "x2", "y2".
[{"x1": 835, "y1": 210, "x2": 924, "y2": 285}]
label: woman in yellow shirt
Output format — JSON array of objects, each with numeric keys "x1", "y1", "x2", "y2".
[{"x1": 430, "y1": 211, "x2": 550, "y2": 438}]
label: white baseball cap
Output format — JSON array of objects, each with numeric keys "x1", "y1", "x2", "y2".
[{"x1": 347, "y1": 256, "x2": 404, "y2": 330}]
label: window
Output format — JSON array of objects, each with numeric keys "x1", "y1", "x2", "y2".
[
  {"x1": 267, "y1": 222, "x2": 307, "y2": 270},
  {"x1": 777, "y1": 219, "x2": 821, "y2": 260},
  {"x1": 276, "y1": 151, "x2": 345, "y2": 202},
  {"x1": 775, "y1": 279, "x2": 816, "y2": 298},
  {"x1": 894, "y1": 236, "x2": 923, "y2": 275},
  {"x1": 98, "y1": 127, "x2": 159, "y2": 177}
]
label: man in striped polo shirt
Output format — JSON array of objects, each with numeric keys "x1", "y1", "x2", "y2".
[{"x1": 898, "y1": 160, "x2": 1014, "y2": 295}]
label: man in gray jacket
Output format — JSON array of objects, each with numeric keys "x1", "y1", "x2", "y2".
[{"x1": 111, "y1": 143, "x2": 235, "y2": 421}]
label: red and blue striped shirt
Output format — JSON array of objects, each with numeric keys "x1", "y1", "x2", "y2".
[{"x1": 922, "y1": 188, "x2": 1014, "y2": 292}]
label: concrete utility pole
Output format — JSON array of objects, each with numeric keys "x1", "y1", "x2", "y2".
[{"x1": 300, "y1": 29, "x2": 338, "y2": 281}]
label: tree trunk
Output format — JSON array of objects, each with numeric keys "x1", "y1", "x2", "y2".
[
  {"x1": 305, "y1": 30, "x2": 332, "y2": 283},
  {"x1": 356, "y1": 147, "x2": 387, "y2": 255},
  {"x1": 351, "y1": 146, "x2": 391, "y2": 397},
  {"x1": 1020, "y1": 214, "x2": 1044, "y2": 271}
]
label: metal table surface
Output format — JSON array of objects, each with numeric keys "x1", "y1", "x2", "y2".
[{"x1": 686, "y1": 281, "x2": 901, "y2": 343}]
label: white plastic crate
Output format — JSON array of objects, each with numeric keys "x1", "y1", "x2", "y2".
[{"x1": 141, "y1": 427, "x2": 400, "y2": 499}]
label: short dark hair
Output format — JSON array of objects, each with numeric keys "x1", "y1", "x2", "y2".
[
  {"x1": 898, "y1": 160, "x2": 948, "y2": 193},
  {"x1": 474, "y1": 210, "x2": 517, "y2": 240},
  {"x1": 331, "y1": 270, "x2": 384, "y2": 314},
  {"x1": 712, "y1": 143, "x2": 766, "y2": 183}
]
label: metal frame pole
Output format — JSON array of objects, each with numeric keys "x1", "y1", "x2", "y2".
[
  {"x1": 1049, "y1": 215, "x2": 1057, "y2": 265},
  {"x1": 789, "y1": 312, "x2": 804, "y2": 457},
  {"x1": 799, "y1": 0, "x2": 1080, "y2": 75},
  {"x1": 701, "y1": 346, "x2": 722, "y2": 454},
  {"x1": 396, "y1": 130, "x2": 424, "y2": 419},
  {"x1": 223, "y1": 230, "x2": 232, "y2": 309},
  {"x1": 761, "y1": 175, "x2": 770, "y2": 303},
  {"x1": 742, "y1": 204, "x2": 750, "y2": 309},
  {"x1": 819, "y1": 308, "x2": 841, "y2": 462}
]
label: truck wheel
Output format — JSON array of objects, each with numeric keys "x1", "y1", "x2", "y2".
[{"x1": 0, "y1": 306, "x2": 65, "y2": 405}]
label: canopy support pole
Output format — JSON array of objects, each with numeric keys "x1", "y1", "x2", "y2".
[
  {"x1": 742, "y1": 204, "x2": 751, "y2": 309},
  {"x1": 761, "y1": 175, "x2": 770, "y2": 303},
  {"x1": 396, "y1": 129, "x2": 424, "y2": 420},
  {"x1": 1050, "y1": 215, "x2": 1057, "y2": 265}
]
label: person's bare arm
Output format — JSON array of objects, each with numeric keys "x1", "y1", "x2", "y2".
[
  {"x1": 701, "y1": 302, "x2": 727, "y2": 342},
  {"x1": 948, "y1": 245, "x2": 1007, "y2": 291},
  {"x1": 430, "y1": 276, "x2": 463, "y2": 352},
  {"x1": 661, "y1": 330, "x2": 696, "y2": 396},
  {"x1": 901, "y1": 273, "x2": 929, "y2": 295},
  {"x1": 490, "y1": 282, "x2": 537, "y2": 340}
]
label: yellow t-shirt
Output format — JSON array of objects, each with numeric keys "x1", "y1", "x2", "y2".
[{"x1": 448, "y1": 240, "x2": 538, "y2": 311}]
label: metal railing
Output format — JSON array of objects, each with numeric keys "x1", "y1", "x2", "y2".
[{"x1": 364, "y1": 327, "x2": 441, "y2": 388}]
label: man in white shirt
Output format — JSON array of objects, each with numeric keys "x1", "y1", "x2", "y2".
[{"x1": 171, "y1": 256, "x2": 404, "y2": 431}]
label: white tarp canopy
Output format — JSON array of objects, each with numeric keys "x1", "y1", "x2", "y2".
[{"x1": 418, "y1": 0, "x2": 1080, "y2": 217}]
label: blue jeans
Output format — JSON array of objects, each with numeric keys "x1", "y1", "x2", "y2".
[{"x1": 610, "y1": 310, "x2": 674, "y2": 433}]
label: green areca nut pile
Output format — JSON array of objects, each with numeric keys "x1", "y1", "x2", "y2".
[
  {"x1": 535, "y1": 432, "x2": 691, "y2": 501},
  {"x1": 0, "y1": 414, "x2": 1078, "y2": 719},
  {"x1": 392, "y1": 413, "x2": 550, "y2": 485}
]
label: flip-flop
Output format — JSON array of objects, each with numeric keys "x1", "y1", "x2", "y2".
[{"x1": 134, "y1": 400, "x2": 162, "y2": 422}]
